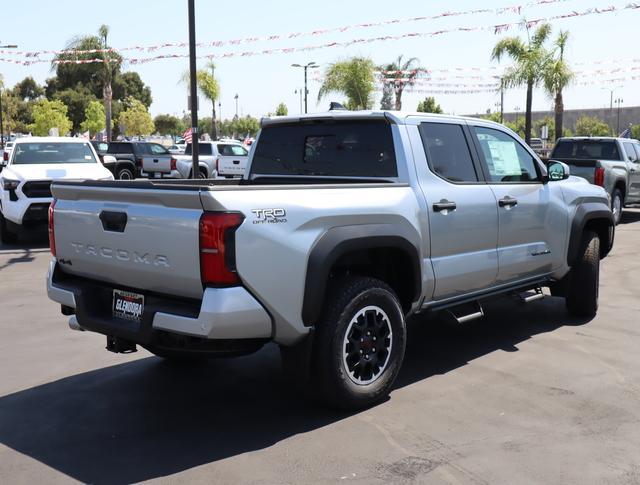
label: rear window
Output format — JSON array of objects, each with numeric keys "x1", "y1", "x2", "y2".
[
  {"x1": 184, "y1": 143, "x2": 213, "y2": 156},
  {"x1": 107, "y1": 142, "x2": 132, "y2": 154},
  {"x1": 12, "y1": 142, "x2": 97, "y2": 165},
  {"x1": 552, "y1": 140, "x2": 621, "y2": 160},
  {"x1": 251, "y1": 121, "x2": 397, "y2": 178}
]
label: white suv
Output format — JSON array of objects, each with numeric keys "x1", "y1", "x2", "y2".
[{"x1": 0, "y1": 137, "x2": 113, "y2": 243}]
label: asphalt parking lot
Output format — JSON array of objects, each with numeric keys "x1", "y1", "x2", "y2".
[{"x1": 0, "y1": 211, "x2": 639, "y2": 485}]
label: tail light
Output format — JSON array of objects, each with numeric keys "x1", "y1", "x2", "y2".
[
  {"x1": 199, "y1": 212, "x2": 244, "y2": 286},
  {"x1": 135, "y1": 157, "x2": 143, "y2": 167},
  {"x1": 594, "y1": 167, "x2": 605, "y2": 187},
  {"x1": 48, "y1": 199, "x2": 57, "y2": 257},
  {"x1": 215, "y1": 156, "x2": 220, "y2": 174},
  {"x1": 3, "y1": 151, "x2": 8, "y2": 162},
  {"x1": 170, "y1": 157, "x2": 177, "y2": 171}
]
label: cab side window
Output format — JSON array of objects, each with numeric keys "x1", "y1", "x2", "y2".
[
  {"x1": 472, "y1": 127, "x2": 540, "y2": 183},
  {"x1": 419, "y1": 123, "x2": 479, "y2": 183},
  {"x1": 623, "y1": 142, "x2": 638, "y2": 162}
]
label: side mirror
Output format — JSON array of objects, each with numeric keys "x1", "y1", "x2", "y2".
[
  {"x1": 546, "y1": 160, "x2": 570, "y2": 181},
  {"x1": 102, "y1": 155, "x2": 117, "y2": 165}
]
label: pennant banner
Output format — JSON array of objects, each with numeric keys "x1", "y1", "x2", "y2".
[{"x1": 0, "y1": 0, "x2": 569, "y2": 58}]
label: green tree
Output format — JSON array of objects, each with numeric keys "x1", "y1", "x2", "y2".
[
  {"x1": 153, "y1": 114, "x2": 185, "y2": 136},
  {"x1": 118, "y1": 97, "x2": 154, "y2": 136},
  {"x1": 417, "y1": 97, "x2": 443, "y2": 114},
  {"x1": 12, "y1": 77, "x2": 44, "y2": 101},
  {"x1": 29, "y1": 99, "x2": 72, "y2": 136},
  {"x1": 318, "y1": 57, "x2": 376, "y2": 110},
  {"x1": 491, "y1": 22, "x2": 552, "y2": 144},
  {"x1": 480, "y1": 110, "x2": 503, "y2": 123},
  {"x1": 275, "y1": 102, "x2": 288, "y2": 116},
  {"x1": 53, "y1": 85, "x2": 98, "y2": 132},
  {"x1": 112, "y1": 72, "x2": 153, "y2": 108},
  {"x1": 80, "y1": 100, "x2": 106, "y2": 136},
  {"x1": 632, "y1": 125, "x2": 640, "y2": 140},
  {"x1": 575, "y1": 115, "x2": 610, "y2": 137},
  {"x1": 380, "y1": 55, "x2": 422, "y2": 110},
  {"x1": 380, "y1": 83, "x2": 394, "y2": 110},
  {"x1": 218, "y1": 116, "x2": 260, "y2": 138},
  {"x1": 543, "y1": 30, "x2": 573, "y2": 141},
  {"x1": 180, "y1": 63, "x2": 221, "y2": 139},
  {"x1": 198, "y1": 117, "x2": 212, "y2": 137}
]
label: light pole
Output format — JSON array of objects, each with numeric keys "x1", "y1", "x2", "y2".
[
  {"x1": 601, "y1": 87, "x2": 622, "y2": 135},
  {"x1": 234, "y1": 93, "x2": 239, "y2": 120},
  {"x1": 0, "y1": 42, "x2": 18, "y2": 149},
  {"x1": 187, "y1": 0, "x2": 199, "y2": 179},
  {"x1": 291, "y1": 62, "x2": 318, "y2": 114},
  {"x1": 615, "y1": 97, "x2": 624, "y2": 135},
  {"x1": 295, "y1": 88, "x2": 303, "y2": 114}
]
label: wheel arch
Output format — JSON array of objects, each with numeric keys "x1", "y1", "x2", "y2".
[
  {"x1": 567, "y1": 202, "x2": 614, "y2": 266},
  {"x1": 302, "y1": 223, "x2": 422, "y2": 327}
]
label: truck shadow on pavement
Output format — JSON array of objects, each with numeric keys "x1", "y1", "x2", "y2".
[{"x1": 0, "y1": 297, "x2": 590, "y2": 484}]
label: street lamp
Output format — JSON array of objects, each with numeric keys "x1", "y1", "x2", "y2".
[
  {"x1": 602, "y1": 86, "x2": 622, "y2": 135},
  {"x1": 0, "y1": 42, "x2": 18, "y2": 150},
  {"x1": 234, "y1": 94, "x2": 239, "y2": 120},
  {"x1": 291, "y1": 62, "x2": 319, "y2": 114},
  {"x1": 615, "y1": 97, "x2": 624, "y2": 135}
]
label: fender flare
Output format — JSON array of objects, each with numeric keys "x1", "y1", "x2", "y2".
[
  {"x1": 301, "y1": 223, "x2": 422, "y2": 326},
  {"x1": 567, "y1": 202, "x2": 614, "y2": 265}
]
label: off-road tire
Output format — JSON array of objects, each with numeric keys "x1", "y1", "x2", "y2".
[
  {"x1": 312, "y1": 276, "x2": 406, "y2": 410},
  {"x1": 0, "y1": 212, "x2": 18, "y2": 244},
  {"x1": 566, "y1": 230, "x2": 600, "y2": 318}
]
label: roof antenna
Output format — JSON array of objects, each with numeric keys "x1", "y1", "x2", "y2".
[{"x1": 329, "y1": 102, "x2": 347, "y2": 111}]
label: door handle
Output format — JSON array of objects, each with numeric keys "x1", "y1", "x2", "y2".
[
  {"x1": 498, "y1": 196, "x2": 518, "y2": 208},
  {"x1": 232, "y1": 160, "x2": 240, "y2": 165},
  {"x1": 433, "y1": 200, "x2": 457, "y2": 212}
]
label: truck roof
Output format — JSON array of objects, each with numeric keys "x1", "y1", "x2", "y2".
[
  {"x1": 261, "y1": 110, "x2": 504, "y2": 129},
  {"x1": 13, "y1": 137, "x2": 91, "y2": 144},
  {"x1": 556, "y1": 136, "x2": 634, "y2": 142}
]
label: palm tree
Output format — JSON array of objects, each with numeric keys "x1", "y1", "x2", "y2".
[
  {"x1": 543, "y1": 31, "x2": 573, "y2": 141},
  {"x1": 98, "y1": 25, "x2": 114, "y2": 141},
  {"x1": 318, "y1": 57, "x2": 376, "y2": 110},
  {"x1": 491, "y1": 22, "x2": 552, "y2": 144},
  {"x1": 179, "y1": 66, "x2": 220, "y2": 139},
  {"x1": 380, "y1": 55, "x2": 421, "y2": 110}
]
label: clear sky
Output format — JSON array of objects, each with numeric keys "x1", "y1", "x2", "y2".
[{"x1": 0, "y1": 0, "x2": 637, "y2": 120}]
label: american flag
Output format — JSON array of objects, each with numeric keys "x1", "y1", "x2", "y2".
[
  {"x1": 182, "y1": 127, "x2": 193, "y2": 143},
  {"x1": 619, "y1": 127, "x2": 632, "y2": 139}
]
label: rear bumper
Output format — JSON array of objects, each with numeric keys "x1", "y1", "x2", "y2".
[{"x1": 46, "y1": 260, "x2": 273, "y2": 344}]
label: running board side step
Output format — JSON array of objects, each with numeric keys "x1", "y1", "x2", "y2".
[
  {"x1": 517, "y1": 286, "x2": 545, "y2": 303},
  {"x1": 447, "y1": 301, "x2": 484, "y2": 324}
]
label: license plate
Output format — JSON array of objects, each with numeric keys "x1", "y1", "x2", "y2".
[{"x1": 112, "y1": 290, "x2": 144, "y2": 322}]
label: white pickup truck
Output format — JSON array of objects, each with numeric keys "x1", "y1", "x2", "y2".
[
  {"x1": 0, "y1": 137, "x2": 113, "y2": 243},
  {"x1": 172, "y1": 141, "x2": 249, "y2": 179},
  {"x1": 46, "y1": 111, "x2": 614, "y2": 409}
]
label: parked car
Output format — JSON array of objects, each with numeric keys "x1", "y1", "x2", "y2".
[
  {"x1": 0, "y1": 137, "x2": 113, "y2": 243},
  {"x1": 168, "y1": 143, "x2": 186, "y2": 155},
  {"x1": 2, "y1": 141, "x2": 15, "y2": 163},
  {"x1": 549, "y1": 137, "x2": 640, "y2": 224},
  {"x1": 173, "y1": 141, "x2": 249, "y2": 179},
  {"x1": 47, "y1": 111, "x2": 614, "y2": 409},
  {"x1": 105, "y1": 141, "x2": 177, "y2": 180}
]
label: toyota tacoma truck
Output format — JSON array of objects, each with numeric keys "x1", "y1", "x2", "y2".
[
  {"x1": 0, "y1": 137, "x2": 113, "y2": 243},
  {"x1": 549, "y1": 136, "x2": 640, "y2": 225},
  {"x1": 46, "y1": 111, "x2": 614, "y2": 409}
]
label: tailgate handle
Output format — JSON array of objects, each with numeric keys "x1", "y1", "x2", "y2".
[
  {"x1": 99, "y1": 211, "x2": 128, "y2": 233},
  {"x1": 153, "y1": 158, "x2": 159, "y2": 163},
  {"x1": 233, "y1": 160, "x2": 240, "y2": 164}
]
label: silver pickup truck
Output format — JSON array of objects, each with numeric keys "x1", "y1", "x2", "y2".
[
  {"x1": 550, "y1": 137, "x2": 640, "y2": 224},
  {"x1": 47, "y1": 111, "x2": 614, "y2": 409}
]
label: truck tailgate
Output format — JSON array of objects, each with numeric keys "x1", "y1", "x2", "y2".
[
  {"x1": 142, "y1": 154, "x2": 172, "y2": 175},
  {"x1": 558, "y1": 159, "x2": 597, "y2": 184},
  {"x1": 51, "y1": 182, "x2": 205, "y2": 299}
]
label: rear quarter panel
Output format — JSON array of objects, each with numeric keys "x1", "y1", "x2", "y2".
[{"x1": 202, "y1": 185, "x2": 423, "y2": 344}]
